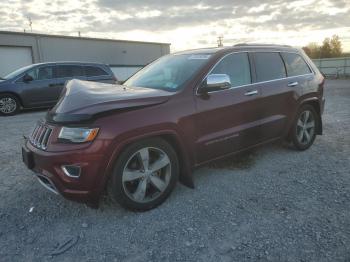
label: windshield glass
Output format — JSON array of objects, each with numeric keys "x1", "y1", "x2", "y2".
[
  {"x1": 124, "y1": 53, "x2": 211, "y2": 91},
  {"x1": 4, "y1": 64, "x2": 34, "y2": 80}
]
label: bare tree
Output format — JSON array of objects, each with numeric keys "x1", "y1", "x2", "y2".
[
  {"x1": 303, "y1": 35, "x2": 343, "y2": 58},
  {"x1": 321, "y1": 38, "x2": 332, "y2": 58},
  {"x1": 303, "y1": 42, "x2": 321, "y2": 59},
  {"x1": 330, "y1": 35, "x2": 342, "y2": 57}
]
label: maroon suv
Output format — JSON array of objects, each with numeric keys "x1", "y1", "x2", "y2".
[{"x1": 22, "y1": 44, "x2": 325, "y2": 211}]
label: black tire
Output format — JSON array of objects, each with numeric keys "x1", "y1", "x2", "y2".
[
  {"x1": 108, "y1": 138, "x2": 179, "y2": 211},
  {"x1": 0, "y1": 94, "x2": 20, "y2": 116},
  {"x1": 291, "y1": 104, "x2": 318, "y2": 151}
]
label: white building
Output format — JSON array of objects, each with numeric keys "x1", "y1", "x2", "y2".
[{"x1": 0, "y1": 31, "x2": 170, "y2": 80}]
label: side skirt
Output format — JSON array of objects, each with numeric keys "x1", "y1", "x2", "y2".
[{"x1": 194, "y1": 136, "x2": 282, "y2": 169}]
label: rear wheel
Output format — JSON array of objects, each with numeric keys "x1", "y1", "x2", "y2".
[
  {"x1": 0, "y1": 94, "x2": 20, "y2": 116},
  {"x1": 291, "y1": 105, "x2": 318, "y2": 150},
  {"x1": 108, "y1": 138, "x2": 179, "y2": 211}
]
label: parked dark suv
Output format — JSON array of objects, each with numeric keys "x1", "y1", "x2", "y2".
[
  {"x1": 22, "y1": 44, "x2": 325, "y2": 211},
  {"x1": 0, "y1": 62, "x2": 116, "y2": 115}
]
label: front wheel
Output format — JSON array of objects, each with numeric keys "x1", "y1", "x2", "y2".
[
  {"x1": 291, "y1": 105, "x2": 318, "y2": 150},
  {"x1": 108, "y1": 138, "x2": 179, "y2": 211},
  {"x1": 0, "y1": 94, "x2": 20, "y2": 116}
]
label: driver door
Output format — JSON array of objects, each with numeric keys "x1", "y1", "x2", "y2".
[
  {"x1": 194, "y1": 52, "x2": 263, "y2": 163},
  {"x1": 17, "y1": 65, "x2": 57, "y2": 107}
]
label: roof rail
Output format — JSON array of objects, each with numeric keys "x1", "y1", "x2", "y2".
[{"x1": 234, "y1": 43, "x2": 292, "y2": 47}]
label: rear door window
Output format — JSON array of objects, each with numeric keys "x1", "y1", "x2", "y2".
[
  {"x1": 85, "y1": 66, "x2": 108, "y2": 77},
  {"x1": 211, "y1": 52, "x2": 251, "y2": 87},
  {"x1": 281, "y1": 53, "x2": 312, "y2": 76},
  {"x1": 254, "y1": 52, "x2": 286, "y2": 82},
  {"x1": 56, "y1": 65, "x2": 84, "y2": 78},
  {"x1": 37, "y1": 66, "x2": 54, "y2": 80}
]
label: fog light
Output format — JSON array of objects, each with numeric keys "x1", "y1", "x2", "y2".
[{"x1": 62, "y1": 165, "x2": 81, "y2": 178}]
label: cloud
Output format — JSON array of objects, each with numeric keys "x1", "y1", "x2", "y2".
[
  {"x1": 88, "y1": 0, "x2": 350, "y2": 38},
  {"x1": 0, "y1": 0, "x2": 349, "y2": 51}
]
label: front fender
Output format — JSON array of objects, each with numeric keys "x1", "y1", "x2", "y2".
[{"x1": 96, "y1": 128, "x2": 195, "y2": 196}]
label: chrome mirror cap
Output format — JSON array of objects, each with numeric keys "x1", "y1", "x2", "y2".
[{"x1": 203, "y1": 74, "x2": 231, "y2": 93}]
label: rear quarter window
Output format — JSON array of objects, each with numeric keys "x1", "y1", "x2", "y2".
[
  {"x1": 254, "y1": 52, "x2": 286, "y2": 82},
  {"x1": 281, "y1": 53, "x2": 312, "y2": 77},
  {"x1": 85, "y1": 66, "x2": 109, "y2": 77}
]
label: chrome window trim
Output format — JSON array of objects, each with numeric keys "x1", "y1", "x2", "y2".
[{"x1": 196, "y1": 50, "x2": 315, "y2": 95}]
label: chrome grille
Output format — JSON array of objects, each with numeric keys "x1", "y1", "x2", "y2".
[{"x1": 30, "y1": 123, "x2": 52, "y2": 150}]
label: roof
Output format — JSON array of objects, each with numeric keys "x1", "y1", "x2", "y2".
[
  {"x1": 233, "y1": 43, "x2": 292, "y2": 47},
  {"x1": 22, "y1": 61, "x2": 110, "y2": 67},
  {"x1": 173, "y1": 47, "x2": 225, "y2": 55},
  {"x1": 0, "y1": 30, "x2": 171, "y2": 46},
  {"x1": 173, "y1": 44, "x2": 300, "y2": 56}
]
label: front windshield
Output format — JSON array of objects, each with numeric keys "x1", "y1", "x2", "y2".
[
  {"x1": 124, "y1": 53, "x2": 211, "y2": 91},
  {"x1": 3, "y1": 64, "x2": 34, "y2": 80}
]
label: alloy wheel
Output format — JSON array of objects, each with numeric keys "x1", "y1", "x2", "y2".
[
  {"x1": 0, "y1": 97, "x2": 17, "y2": 114},
  {"x1": 122, "y1": 147, "x2": 171, "y2": 203},
  {"x1": 296, "y1": 110, "x2": 315, "y2": 145}
]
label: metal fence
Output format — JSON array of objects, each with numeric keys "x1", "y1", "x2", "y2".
[{"x1": 312, "y1": 57, "x2": 350, "y2": 78}]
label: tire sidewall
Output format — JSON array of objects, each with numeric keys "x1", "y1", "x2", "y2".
[
  {"x1": 292, "y1": 105, "x2": 318, "y2": 150},
  {"x1": 108, "y1": 138, "x2": 179, "y2": 211},
  {"x1": 0, "y1": 94, "x2": 20, "y2": 116}
]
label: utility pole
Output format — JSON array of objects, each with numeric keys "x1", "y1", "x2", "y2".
[
  {"x1": 217, "y1": 36, "x2": 224, "y2": 47},
  {"x1": 27, "y1": 17, "x2": 33, "y2": 32},
  {"x1": 78, "y1": 31, "x2": 81, "y2": 37}
]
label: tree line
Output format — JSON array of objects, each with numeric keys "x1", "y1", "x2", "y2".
[{"x1": 302, "y1": 35, "x2": 343, "y2": 59}]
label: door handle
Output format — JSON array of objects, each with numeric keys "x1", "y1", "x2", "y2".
[
  {"x1": 244, "y1": 90, "x2": 258, "y2": 96},
  {"x1": 287, "y1": 81, "x2": 298, "y2": 87}
]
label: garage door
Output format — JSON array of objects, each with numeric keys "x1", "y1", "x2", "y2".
[{"x1": 0, "y1": 46, "x2": 33, "y2": 78}]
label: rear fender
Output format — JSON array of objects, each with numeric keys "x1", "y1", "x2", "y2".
[{"x1": 287, "y1": 97, "x2": 323, "y2": 137}]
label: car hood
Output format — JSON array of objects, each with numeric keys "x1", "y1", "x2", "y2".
[{"x1": 47, "y1": 79, "x2": 174, "y2": 124}]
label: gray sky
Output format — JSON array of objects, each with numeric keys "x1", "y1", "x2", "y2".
[{"x1": 1, "y1": 0, "x2": 350, "y2": 51}]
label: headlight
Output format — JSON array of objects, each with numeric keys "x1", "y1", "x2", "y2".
[{"x1": 58, "y1": 127, "x2": 99, "y2": 143}]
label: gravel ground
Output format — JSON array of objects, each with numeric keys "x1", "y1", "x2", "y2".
[{"x1": 0, "y1": 80, "x2": 349, "y2": 262}]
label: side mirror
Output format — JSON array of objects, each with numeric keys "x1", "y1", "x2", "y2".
[
  {"x1": 23, "y1": 74, "x2": 33, "y2": 82},
  {"x1": 200, "y1": 74, "x2": 231, "y2": 93}
]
